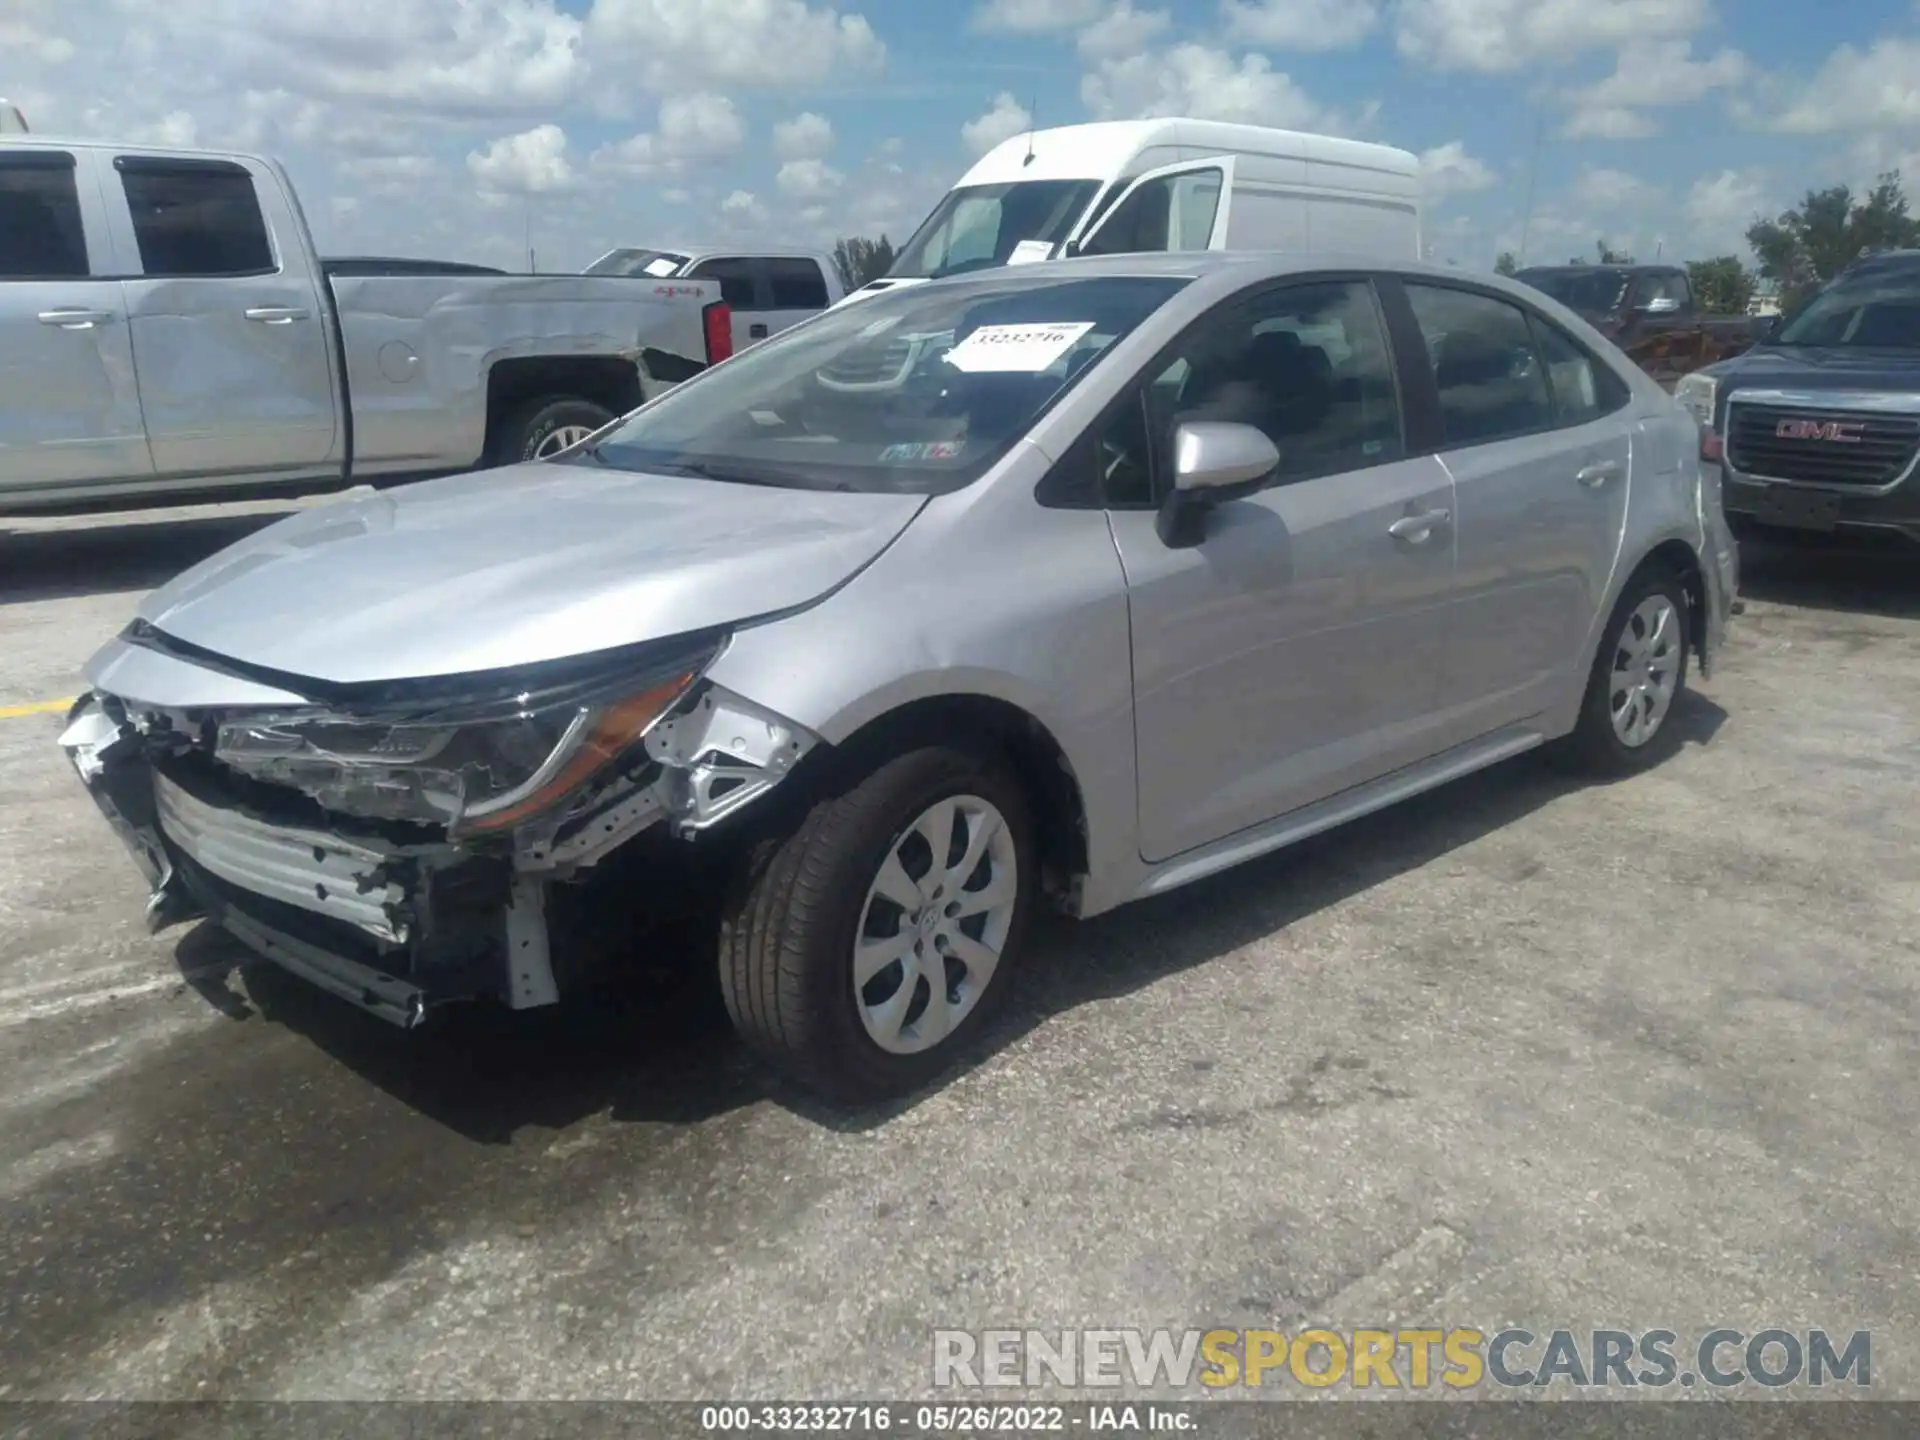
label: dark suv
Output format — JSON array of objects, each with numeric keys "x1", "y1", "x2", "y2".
[{"x1": 1678, "y1": 251, "x2": 1920, "y2": 541}]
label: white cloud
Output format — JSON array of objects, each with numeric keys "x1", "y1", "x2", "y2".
[
  {"x1": 1685, "y1": 167, "x2": 1769, "y2": 254},
  {"x1": 1563, "y1": 39, "x2": 1749, "y2": 138},
  {"x1": 775, "y1": 157, "x2": 845, "y2": 199},
  {"x1": 1396, "y1": 0, "x2": 1710, "y2": 73},
  {"x1": 772, "y1": 111, "x2": 835, "y2": 161},
  {"x1": 0, "y1": 0, "x2": 76, "y2": 64},
  {"x1": 586, "y1": 0, "x2": 885, "y2": 89},
  {"x1": 970, "y1": 0, "x2": 1104, "y2": 31},
  {"x1": 1079, "y1": 1, "x2": 1172, "y2": 59},
  {"x1": 126, "y1": 110, "x2": 202, "y2": 147},
  {"x1": 169, "y1": 0, "x2": 587, "y2": 112},
  {"x1": 1771, "y1": 37, "x2": 1920, "y2": 133},
  {"x1": 1222, "y1": 0, "x2": 1383, "y2": 51},
  {"x1": 467, "y1": 123, "x2": 577, "y2": 194},
  {"x1": 961, "y1": 92, "x2": 1034, "y2": 156},
  {"x1": 1082, "y1": 42, "x2": 1345, "y2": 131},
  {"x1": 1419, "y1": 141, "x2": 1497, "y2": 202},
  {"x1": 720, "y1": 188, "x2": 770, "y2": 226},
  {"x1": 589, "y1": 92, "x2": 745, "y2": 176},
  {"x1": 1570, "y1": 165, "x2": 1657, "y2": 211}
]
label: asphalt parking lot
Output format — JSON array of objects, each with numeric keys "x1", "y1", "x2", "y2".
[{"x1": 2, "y1": 500, "x2": 1919, "y2": 1403}]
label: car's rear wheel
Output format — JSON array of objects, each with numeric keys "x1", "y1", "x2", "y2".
[
  {"x1": 1559, "y1": 567, "x2": 1691, "y2": 775},
  {"x1": 491, "y1": 396, "x2": 615, "y2": 466},
  {"x1": 718, "y1": 744, "x2": 1034, "y2": 1102}
]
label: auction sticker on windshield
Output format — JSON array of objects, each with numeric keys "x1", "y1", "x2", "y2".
[{"x1": 944, "y1": 321, "x2": 1095, "y2": 373}]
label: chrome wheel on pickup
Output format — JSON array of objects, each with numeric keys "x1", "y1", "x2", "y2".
[
  {"x1": 490, "y1": 396, "x2": 617, "y2": 466},
  {"x1": 719, "y1": 745, "x2": 1034, "y2": 1101}
]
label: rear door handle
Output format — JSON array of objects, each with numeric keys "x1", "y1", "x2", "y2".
[
  {"x1": 38, "y1": 309, "x2": 114, "y2": 329},
  {"x1": 1577, "y1": 460, "x2": 1624, "y2": 487},
  {"x1": 245, "y1": 307, "x2": 309, "y2": 325},
  {"x1": 1388, "y1": 509, "x2": 1450, "y2": 543}
]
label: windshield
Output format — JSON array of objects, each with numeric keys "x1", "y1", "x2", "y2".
[
  {"x1": 1774, "y1": 265, "x2": 1920, "y2": 347},
  {"x1": 889, "y1": 181, "x2": 1102, "y2": 280},
  {"x1": 1515, "y1": 268, "x2": 1631, "y2": 314},
  {"x1": 583, "y1": 248, "x2": 690, "y2": 278},
  {"x1": 575, "y1": 272, "x2": 1188, "y2": 494}
]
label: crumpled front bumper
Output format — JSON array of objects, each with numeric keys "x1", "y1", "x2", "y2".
[
  {"x1": 58, "y1": 696, "x2": 493, "y2": 1025},
  {"x1": 57, "y1": 669, "x2": 821, "y2": 1029}
]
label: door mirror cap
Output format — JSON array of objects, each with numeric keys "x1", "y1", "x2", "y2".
[
  {"x1": 1157, "y1": 422, "x2": 1280, "y2": 548},
  {"x1": 1173, "y1": 422, "x2": 1280, "y2": 493}
]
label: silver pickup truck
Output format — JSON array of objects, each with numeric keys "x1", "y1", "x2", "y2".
[{"x1": 0, "y1": 138, "x2": 734, "y2": 512}]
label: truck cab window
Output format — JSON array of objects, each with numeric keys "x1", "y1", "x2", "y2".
[
  {"x1": 119, "y1": 161, "x2": 273, "y2": 277},
  {"x1": 0, "y1": 154, "x2": 89, "y2": 279},
  {"x1": 687, "y1": 257, "x2": 757, "y2": 309},
  {"x1": 767, "y1": 258, "x2": 829, "y2": 309}
]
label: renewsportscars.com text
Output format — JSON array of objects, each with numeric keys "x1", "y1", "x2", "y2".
[{"x1": 932, "y1": 1327, "x2": 1871, "y2": 1391}]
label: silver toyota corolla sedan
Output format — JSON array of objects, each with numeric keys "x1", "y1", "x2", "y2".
[{"x1": 62, "y1": 253, "x2": 1737, "y2": 1100}]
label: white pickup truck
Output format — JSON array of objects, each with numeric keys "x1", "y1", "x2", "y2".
[
  {"x1": 0, "y1": 138, "x2": 734, "y2": 513},
  {"x1": 583, "y1": 246, "x2": 844, "y2": 352}
]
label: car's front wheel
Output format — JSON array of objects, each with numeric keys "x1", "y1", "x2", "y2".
[{"x1": 718, "y1": 744, "x2": 1035, "y2": 1101}]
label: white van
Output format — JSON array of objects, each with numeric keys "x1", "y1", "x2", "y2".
[{"x1": 851, "y1": 119, "x2": 1421, "y2": 301}]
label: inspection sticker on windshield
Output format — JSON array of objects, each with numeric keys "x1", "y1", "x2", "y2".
[
  {"x1": 943, "y1": 321, "x2": 1095, "y2": 373},
  {"x1": 1007, "y1": 239, "x2": 1055, "y2": 266},
  {"x1": 879, "y1": 440, "x2": 964, "y2": 461}
]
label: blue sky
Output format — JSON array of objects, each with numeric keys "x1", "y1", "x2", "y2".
[{"x1": 8, "y1": 0, "x2": 1920, "y2": 272}]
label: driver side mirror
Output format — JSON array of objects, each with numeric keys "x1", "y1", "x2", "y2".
[{"x1": 1156, "y1": 422, "x2": 1280, "y2": 548}]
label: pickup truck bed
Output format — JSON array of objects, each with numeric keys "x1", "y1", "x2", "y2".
[
  {"x1": 0, "y1": 138, "x2": 731, "y2": 513},
  {"x1": 1514, "y1": 264, "x2": 1764, "y2": 389}
]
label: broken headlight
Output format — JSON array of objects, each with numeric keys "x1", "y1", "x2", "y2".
[{"x1": 213, "y1": 643, "x2": 718, "y2": 836}]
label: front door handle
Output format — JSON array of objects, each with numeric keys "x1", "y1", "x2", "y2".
[
  {"x1": 1577, "y1": 460, "x2": 1624, "y2": 487},
  {"x1": 245, "y1": 306, "x2": 310, "y2": 325},
  {"x1": 38, "y1": 309, "x2": 114, "y2": 329},
  {"x1": 1388, "y1": 509, "x2": 1450, "y2": 543}
]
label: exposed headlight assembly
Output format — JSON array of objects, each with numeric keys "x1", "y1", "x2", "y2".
[{"x1": 213, "y1": 639, "x2": 721, "y2": 837}]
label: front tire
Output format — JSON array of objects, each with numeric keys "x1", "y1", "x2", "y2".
[
  {"x1": 490, "y1": 396, "x2": 615, "y2": 466},
  {"x1": 718, "y1": 745, "x2": 1035, "y2": 1102},
  {"x1": 1559, "y1": 567, "x2": 1691, "y2": 775}
]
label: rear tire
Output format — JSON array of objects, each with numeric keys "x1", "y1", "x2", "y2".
[
  {"x1": 1557, "y1": 566, "x2": 1691, "y2": 776},
  {"x1": 490, "y1": 396, "x2": 615, "y2": 466},
  {"x1": 718, "y1": 745, "x2": 1035, "y2": 1102}
]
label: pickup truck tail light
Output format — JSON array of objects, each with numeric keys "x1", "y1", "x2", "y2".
[
  {"x1": 1700, "y1": 427, "x2": 1724, "y2": 462},
  {"x1": 702, "y1": 301, "x2": 733, "y2": 366}
]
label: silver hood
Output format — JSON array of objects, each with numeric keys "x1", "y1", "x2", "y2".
[{"x1": 133, "y1": 463, "x2": 926, "y2": 686}]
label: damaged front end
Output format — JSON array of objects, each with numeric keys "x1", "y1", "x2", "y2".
[{"x1": 60, "y1": 628, "x2": 819, "y2": 1027}]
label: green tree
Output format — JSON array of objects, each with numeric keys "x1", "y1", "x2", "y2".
[
  {"x1": 1747, "y1": 171, "x2": 1920, "y2": 312},
  {"x1": 1685, "y1": 256, "x2": 1756, "y2": 314},
  {"x1": 1494, "y1": 251, "x2": 1519, "y2": 277},
  {"x1": 831, "y1": 235, "x2": 896, "y2": 291}
]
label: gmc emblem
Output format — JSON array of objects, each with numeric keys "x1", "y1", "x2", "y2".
[{"x1": 1776, "y1": 417, "x2": 1866, "y2": 443}]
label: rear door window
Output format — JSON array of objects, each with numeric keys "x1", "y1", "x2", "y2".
[
  {"x1": 766, "y1": 257, "x2": 830, "y2": 309},
  {"x1": 0, "y1": 153, "x2": 90, "y2": 279},
  {"x1": 117, "y1": 158, "x2": 273, "y2": 277},
  {"x1": 1403, "y1": 283, "x2": 1554, "y2": 447},
  {"x1": 687, "y1": 256, "x2": 759, "y2": 309}
]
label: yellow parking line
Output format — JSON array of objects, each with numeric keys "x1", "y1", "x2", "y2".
[{"x1": 0, "y1": 696, "x2": 77, "y2": 720}]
